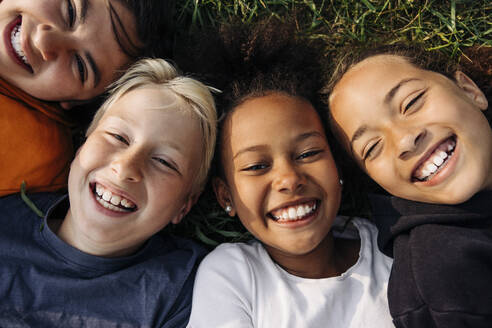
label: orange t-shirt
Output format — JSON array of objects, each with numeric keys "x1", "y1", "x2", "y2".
[{"x1": 0, "y1": 78, "x2": 74, "y2": 196}]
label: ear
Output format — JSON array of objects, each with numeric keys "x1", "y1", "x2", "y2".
[
  {"x1": 171, "y1": 195, "x2": 196, "y2": 225},
  {"x1": 454, "y1": 71, "x2": 488, "y2": 110},
  {"x1": 212, "y1": 177, "x2": 236, "y2": 217}
]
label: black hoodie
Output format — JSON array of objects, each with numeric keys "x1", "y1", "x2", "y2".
[{"x1": 370, "y1": 191, "x2": 492, "y2": 328}]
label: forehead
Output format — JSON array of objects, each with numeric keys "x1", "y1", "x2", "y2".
[
  {"x1": 226, "y1": 93, "x2": 324, "y2": 146},
  {"x1": 104, "y1": 86, "x2": 183, "y2": 120},
  {"x1": 328, "y1": 55, "x2": 425, "y2": 147},
  {"x1": 333, "y1": 55, "x2": 423, "y2": 96}
]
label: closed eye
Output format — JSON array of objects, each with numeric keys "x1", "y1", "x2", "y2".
[
  {"x1": 111, "y1": 133, "x2": 129, "y2": 145},
  {"x1": 243, "y1": 163, "x2": 269, "y2": 171},
  {"x1": 404, "y1": 90, "x2": 426, "y2": 114},
  {"x1": 153, "y1": 157, "x2": 179, "y2": 173},
  {"x1": 66, "y1": 0, "x2": 76, "y2": 28},
  {"x1": 363, "y1": 140, "x2": 380, "y2": 160},
  {"x1": 75, "y1": 54, "x2": 87, "y2": 83}
]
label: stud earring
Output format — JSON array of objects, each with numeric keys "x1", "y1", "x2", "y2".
[
  {"x1": 225, "y1": 205, "x2": 232, "y2": 213},
  {"x1": 339, "y1": 179, "x2": 344, "y2": 186}
]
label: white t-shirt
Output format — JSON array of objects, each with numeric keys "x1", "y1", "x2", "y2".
[{"x1": 188, "y1": 217, "x2": 394, "y2": 328}]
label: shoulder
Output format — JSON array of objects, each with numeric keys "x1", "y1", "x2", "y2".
[
  {"x1": 194, "y1": 240, "x2": 268, "y2": 289},
  {"x1": 0, "y1": 192, "x2": 63, "y2": 222},
  {"x1": 198, "y1": 241, "x2": 265, "y2": 272}
]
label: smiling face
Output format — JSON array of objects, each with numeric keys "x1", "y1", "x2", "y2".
[
  {"x1": 0, "y1": 0, "x2": 137, "y2": 105},
  {"x1": 329, "y1": 54, "x2": 492, "y2": 204},
  {"x1": 59, "y1": 86, "x2": 203, "y2": 257},
  {"x1": 215, "y1": 93, "x2": 341, "y2": 261}
]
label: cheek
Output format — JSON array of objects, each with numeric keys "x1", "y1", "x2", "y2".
[{"x1": 230, "y1": 176, "x2": 265, "y2": 218}]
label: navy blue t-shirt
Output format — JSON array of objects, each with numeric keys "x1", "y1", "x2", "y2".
[{"x1": 0, "y1": 193, "x2": 207, "y2": 327}]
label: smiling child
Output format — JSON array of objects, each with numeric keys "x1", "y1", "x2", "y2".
[
  {"x1": 0, "y1": 0, "x2": 176, "y2": 197},
  {"x1": 0, "y1": 58, "x2": 217, "y2": 326},
  {"x1": 326, "y1": 44, "x2": 492, "y2": 327},
  {"x1": 186, "y1": 20, "x2": 394, "y2": 328}
]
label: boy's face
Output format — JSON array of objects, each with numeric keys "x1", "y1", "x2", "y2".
[
  {"x1": 329, "y1": 55, "x2": 491, "y2": 204},
  {"x1": 62, "y1": 87, "x2": 203, "y2": 257},
  {"x1": 0, "y1": 0, "x2": 137, "y2": 106}
]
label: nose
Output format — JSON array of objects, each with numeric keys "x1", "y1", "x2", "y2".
[
  {"x1": 110, "y1": 149, "x2": 144, "y2": 183},
  {"x1": 272, "y1": 161, "x2": 306, "y2": 193},
  {"x1": 32, "y1": 24, "x2": 72, "y2": 61},
  {"x1": 397, "y1": 128, "x2": 427, "y2": 160}
]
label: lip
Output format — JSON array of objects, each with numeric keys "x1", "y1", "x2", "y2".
[
  {"x1": 413, "y1": 136, "x2": 459, "y2": 187},
  {"x1": 267, "y1": 198, "x2": 320, "y2": 229},
  {"x1": 89, "y1": 181, "x2": 138, "y2": 217},
  {"x1": 4, "y1": 15, "x2": 33, "y2": 73}
]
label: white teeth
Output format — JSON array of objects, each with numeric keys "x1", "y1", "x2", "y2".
[
  {"x1": 96, "y1": 184, "x2": 103, "y2": 196},
  {"x1": 296, "y1": 206, "x2": 306, "y2": 217},
  {"x1": 110, "y1": 195, "x2": 121, "y2": 206},
  {"x1": 102, "y1": 191, "x2": 112, "y2": 202},
  {"x1": 93, "y1": 183, "x2": 136, "y2": 211},
  {"x1": 414, "y1": 138, "x2": 457, "y2": 181},
  {"x1": 426, "y1": 163, "x2": 438, "y2": 173},
  {"x1": 10, "y1": 22, "x2": 29, "y2": 65},
  {"x1": 96, "y1": 197, "x2": 127, "y2": 212},
  {"x1": 271, "y1": 202, "x2": 317, "y2": 221},
  {"x1": 432, "y1": 155, "x2": 444, "y2": 166}
]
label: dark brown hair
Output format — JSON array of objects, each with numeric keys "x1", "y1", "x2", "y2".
[{"x1": 112, "y1": 0, "x2": 176, "y2": 60}]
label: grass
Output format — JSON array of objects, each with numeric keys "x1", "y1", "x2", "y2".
[{"x1": 167, "y1": 0, "x2": 491, "y2": 246}]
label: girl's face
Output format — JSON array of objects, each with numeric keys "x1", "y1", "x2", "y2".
[
  {"x1": 329, "y1": 54, "x2": 491, "y2": 204},
  {"x1": 215, "y1": 93, "x2": 341, "y2": 260}
]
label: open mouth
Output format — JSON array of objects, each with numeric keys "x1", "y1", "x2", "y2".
[
  {"x1": 7, "y1": 16, "x2": 33, "y2": 73},
  {"x1": 91, "y1": 183, "x2": 137, "y2": 213},
  {"x1": 268, "y1": 200, "x2": 318, "y2": 222},
  {"x1": 412, "y1": 135, "x2": 456, "y2": 182}
]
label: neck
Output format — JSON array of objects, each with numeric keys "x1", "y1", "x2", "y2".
[
  {"x1": 266, "y1": 233, "x2": 360, "y2": 279},
  {"x1": 56, "y1": 208, "x2": 139, "y2": 258}
]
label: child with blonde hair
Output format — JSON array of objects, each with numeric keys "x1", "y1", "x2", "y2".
[{"x1": 0, "y1": 58, "x2": 216, "y2": 327}]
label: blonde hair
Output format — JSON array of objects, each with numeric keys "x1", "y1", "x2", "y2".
[{"x1": 87, "y1": 58, "x2": 217, "y2": 196}]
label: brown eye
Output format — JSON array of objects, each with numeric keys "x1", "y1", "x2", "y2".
[{"x1": 296, "y1": 150, "x2": 322, "y2": 160}]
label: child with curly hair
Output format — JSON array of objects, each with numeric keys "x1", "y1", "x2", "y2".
[
  {"x1": 325, "y1": 44, "x2": 492, "y2": 328},
  {"x1": 186, "y1": 20, "x2": 394, "y2": 328}
]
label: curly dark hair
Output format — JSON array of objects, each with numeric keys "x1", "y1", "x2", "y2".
[
  {"x1": 178, "y1": 18, "x2": 371, "y2": 217},
  {"x1": 191, "y1": 19, "x2": 333, "y2": 173}
]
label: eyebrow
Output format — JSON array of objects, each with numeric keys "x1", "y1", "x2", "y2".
[{"x1": 384, "y1": 78, "x2": 421, "y2": 104}]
